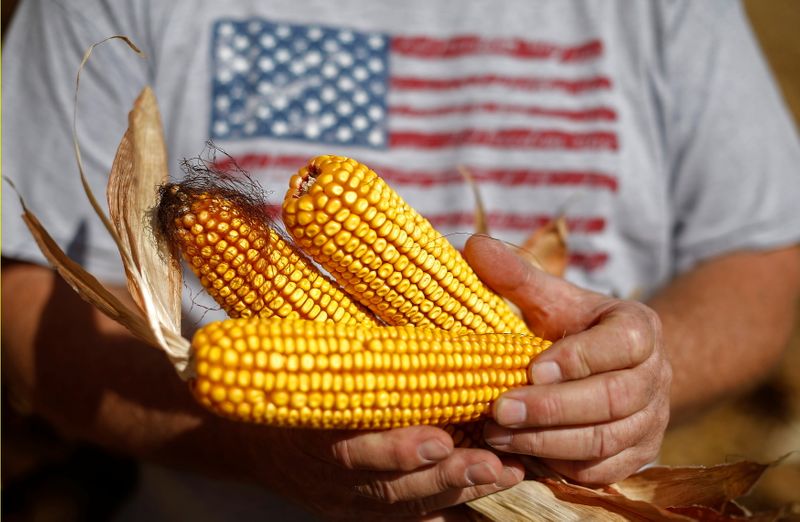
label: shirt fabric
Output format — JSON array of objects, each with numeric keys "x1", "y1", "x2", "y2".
[{"x1": 3, "y1": 0, "x2": 800, "y2": 519}]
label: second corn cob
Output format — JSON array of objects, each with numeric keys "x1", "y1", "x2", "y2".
[{"x1": 282, "y1": 155, "x2": 531, "y2": 336}]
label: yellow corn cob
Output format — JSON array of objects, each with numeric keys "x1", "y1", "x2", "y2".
[
  {"x1": 282, "y1": 155, "x2": 530, "y2": 336},
  {"x1": 157, "y1": 182, "x2": 376, "y2": 325},
  {"x1": 190, "y1": 317, "x2": 550, "y2": 429}
]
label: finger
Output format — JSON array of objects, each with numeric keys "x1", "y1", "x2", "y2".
[
  {"x1": 484, "y1": 397, "x2": 665, "y2": 460},
  {"x1": 541, "y1": 433, "x2": 664, "y2": 485},
  {"x1": 352, "y1": 448, "x2": 513, "y2": 503},
  {"x1": 463, "y1": 235, "x2": 606, "y2": 337},
  {"x1": 406, "y1": 461, "x2": 525, "y2": 516},
  {"x1": 297, "y1": 425, "x2": 454, "y2": 471},
  {"x1": 529, "y1": 301, "x2": 662, "y2": 384},
  {"x1": 491, "y1": 370, "x2": 654, "y2": 428},
  {"x1": 346, "y1": 458, "x2": 525, "y2": 519}
]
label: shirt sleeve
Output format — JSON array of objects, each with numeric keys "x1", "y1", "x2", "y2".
[
  {"x1": 1, "y1": 0, "x2": 151, "y2": 284},
  {"x1": 665, "y1": 0, "x2": 800, "y2": 273}
]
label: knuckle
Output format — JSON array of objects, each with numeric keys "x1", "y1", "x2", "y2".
[
  {"x1": 589, "y1": 425, "x2": 615, "y2": 459},
  {"x1": 603, "y1": 373, "x2": 631, "y2": 419},
  {"x1": 561, "y1": 342, "x2": 593, "y2": 379},
  {"x1": 529, "y1": 393, "x2": 563, "y2": 426},
  {"x1": 355, "y1": 480, "x2": 401, "y2": 504},
  {"x1": 330, "y1": 439, "x2": 356, "y2": 469},
  {"x1": 515, "y1": 430, "x2": 546, "y2": 456},
  {"x1": 621, "y1": 303, "x2": 661, "y2": 365}
]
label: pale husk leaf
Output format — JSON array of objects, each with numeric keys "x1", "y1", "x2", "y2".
[
  {"x1": 107, "y1": 86, "x2": 183, "y2": 343},
  {"x1": 519, "y1": 214, "x2": 569, "y2": 277},
  {"x1": 458, "y1": 165, "x2": 489, "y2": 236},
  {"x1": 22, "y1": 35, "x2": 191, "y2": 379},
  {"x1": 468, "y1": 479, "x2": 635, "y2": 522}
]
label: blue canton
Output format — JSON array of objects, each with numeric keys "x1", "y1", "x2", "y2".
[{"x1": 210, "y1": 19, "x2": 390, "y2": 148}]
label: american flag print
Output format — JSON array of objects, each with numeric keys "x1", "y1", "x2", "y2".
[
  {"x1": 209, "y1": 17, "x2": 620, "y2": 285},
  {"x1": 211, "y1": 20, "x2": 390, "y2": 147}
]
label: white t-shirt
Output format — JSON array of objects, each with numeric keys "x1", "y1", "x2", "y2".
[{"x1": 3, "y1": 0, "x2": 799, "y2": 519}]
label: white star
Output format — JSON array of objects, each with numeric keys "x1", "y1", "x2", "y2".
[
  {"x1": 215, "y1": 96, "x2": 230, "y2": 111},
  {"x1": 321, "y1": 63, "x2": 338, "y2": 79},
  {"x1": 305, "y1": 122, "x2": 321, "y2": 138},
  {"x1": 353, "y1": 90, "x2": 369, "y2": 105},
  {"x1": 232, "y1": 56, "x2": 249, "y2": 73},
  {"x1": 276, "y1": 25, "x2": 291, "y2": 38},
  {"x1": 290, "y1": 61, "x2": 306, "y2": 75},
  {"x1": 307, "y1": 27, "x2": 323, "y2": 40},
  {"x1": 320, "y1": 86, "x2": 337, "y2": 102},
  {"x1": 233, "y1": 35, "x2": 249, "y2": 50},
  {"x1": 353, "y1": 115, "x2": 368, "y2": 130},
  {"x1": 337, "y1": 52, "x2": 354, "y2": 68},
  {"x1": 323, "y1": 39, "x2": 340, "y2": 53},
  {"x1": 336, "y1": 126, "x2": 353, "y2": 141},
  {"x1": 258, "y1": 56, "x2": 275, "y2": 71},
  {"x1": 217, "y1": 45, "x2": 234, "y2": 62},
  {"x1": 337, "y1": 76, "x2": 355, "y2": 91},
  {"x1": 368, "y1": 105, "x2": 384, "y2": 120},
  {"x1": 219, "y1": 23, "x2": 235, "y2": 37},
  {"x1": 305, "y1": 51, "x2": 323, "y2": 67},
  {"x1": 353, "y1": 66, "x2": 369, "y2": 82},
  {"x1": 214, "y1": 121, "x2": 230, "y2": 135},
  {"x1": 272, "y1": 121, "x2": 288, "y2": 135},
  {"x1": 337, "y1": 100, "x2": 354, "y2": 116},
  {"x1": 320, "y1": 113, "x2": 336, "y2": 128},
  {"x1": 260, "y1": 34, "x2": 276, "y2": 48},
  {"x1": 368, "y1": 35, "x2": 385, "y2": 49},
  {"x1": 368, "y1": 129, "x2": 384, "y2": 146},
  {"x1": 305, "y1": 98, "x2": 322, "y2": 113},
  {"x1": 273, "y1": 95, "x2": 289, "y2": 110},
  {"x1": 275, "y1": 48, "x2": 291, "y2": 63},
  {"x1": 256, "y1": 105, "x2": 272, "y2": 119}
]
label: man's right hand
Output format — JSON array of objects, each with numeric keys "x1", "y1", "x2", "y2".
[{"x1": 257, "y1": 425, "x2": 524, "y2": 521}]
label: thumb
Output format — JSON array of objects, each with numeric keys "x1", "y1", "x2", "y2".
[{"x1": 463, "y1": 234, "x2": 604, "y2": 338}]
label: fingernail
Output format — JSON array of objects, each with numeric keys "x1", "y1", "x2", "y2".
[
  {"x1": 495, "y1": 398, "x2": 527, "y2": 426},
  {"x1": 418, "y1": 439, "x2": 450, "y2": 462},
  {"x1": 483, "y1": 424, "x2": 512, "y2": 446},
  {"x1": 496, "y1": 466, "x2": 524, "y2": 487},
  {"x1": 531, "y1": 361, "x2": 562, "y2": 384},
  {"x1": 465, "y1": 462, "x2": 498, "y2": 486}
]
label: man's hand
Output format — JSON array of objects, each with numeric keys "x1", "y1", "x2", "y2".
[
  {"x1": 256, "y1": 425, "x2": 524, "y2": 521},
  {"x1": 463, "y1": 235, "x2": 672, "y2": 485}
]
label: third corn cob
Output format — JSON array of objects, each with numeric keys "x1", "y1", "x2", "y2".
[
  {"x1": 157, "y1": 181, "x2": 376, "y2": 325},
  {"x1": 191, "y1": 317, "x2": 550, "y2": 429},
  {"x1": 282, "y1": 155, "x2": 531, "y2": 336}
]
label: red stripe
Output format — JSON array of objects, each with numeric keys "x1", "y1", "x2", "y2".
[
  {"x1": 391, "y1": 75, "x2": 612, "y2": 94},
  {"x1": 215, "y1": 154, "x2": 618, "y2": 191},
  {"x1": 426, "y1": 213, "x2": 606, "y2": 233},
  {"x1": 389, "y1": 129, "x2": 618, "y2": 150},
  {"x1": 264, "y1": 204, "x2": 605, "y2": 233},
  {"x1": 392, "y1": 36, "x2": 602, "y2": 63},
  {"x1": 390, "y1": 103, "x2": 617, "y2": 121},
  {"x1": 569, "y1": 252, "x2": 609, "y2": 271},
  {"x1": 214, "y1": 153, "x2": 310, "y2": 173},
  {"x1": 378, "y1": 166, "x2": 617, "y2": 191}
]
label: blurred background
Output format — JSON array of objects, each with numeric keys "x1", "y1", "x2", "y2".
[{"x1": 2, "y1": 0, "x2": 799, "y2": 519}]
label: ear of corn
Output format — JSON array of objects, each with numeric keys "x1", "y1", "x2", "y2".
[
  {"x1": 282, "y1": 155, "x2": 530, "y2": 336},
  {"x1": 190, "y1": 317, "x2": 550, "y2": 429},
  {"x1": 158, "y1": 184, "x2": 376, "y2": 325}
]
